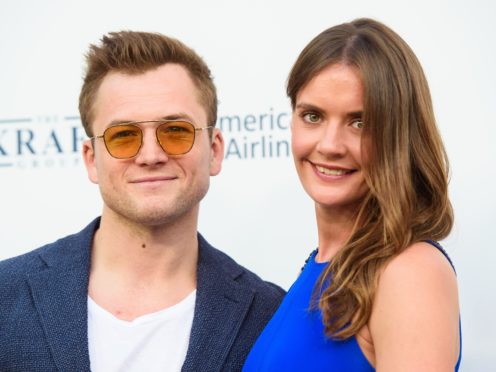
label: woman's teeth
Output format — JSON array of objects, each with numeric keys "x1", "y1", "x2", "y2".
[{"x1": 315, "y1": 165, "x2": 352, "y2": 175}]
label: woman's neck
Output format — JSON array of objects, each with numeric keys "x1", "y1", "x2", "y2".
[{"x1": 314, "y1": 203, "x2": 357, "y2": 262}]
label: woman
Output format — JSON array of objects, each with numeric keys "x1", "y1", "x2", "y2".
[{"x1": 243, "y1": 18, "x2": 461, "y2": 371}]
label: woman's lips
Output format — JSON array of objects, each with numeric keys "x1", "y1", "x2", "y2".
[
  {"x1": 309, "y1": 161, "x2": 356, "y2": 179},
  {"x1": 315, "y1": 165, "x2": 354, "y2": 176}
]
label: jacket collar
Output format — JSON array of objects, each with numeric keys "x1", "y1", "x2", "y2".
[
  {"x1": 182, "y1": 234, "x2": 255, "y2": 371},
  {"x1": 27, "y1": 218, "x2": 98, "y2": 372}
]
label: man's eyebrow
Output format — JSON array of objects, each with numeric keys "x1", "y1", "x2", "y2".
[
  {"x1": 108, "y1": 113, "x2": 197, "y2": 126},
  {"x1": 108, "y1": 119, "x2": 134, "y2": 125},
  {"x1": 158, "y1": 113, "x2": 196, "y2": 122}
]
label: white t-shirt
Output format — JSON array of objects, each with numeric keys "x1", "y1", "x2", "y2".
[{"x1": 88, "y1": 290, "x2": 196, "y2": 372}]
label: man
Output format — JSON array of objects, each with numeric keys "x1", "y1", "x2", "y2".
[{"x1": 0, "y1": 31, "x2": 284, "y2": 371}]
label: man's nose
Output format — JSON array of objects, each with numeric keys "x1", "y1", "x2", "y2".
[{"x1": 134, "y1": 128, "x2": 169, "y2": 165}]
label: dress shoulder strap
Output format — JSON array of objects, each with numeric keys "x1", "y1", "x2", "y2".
[{"x1": 424, "y1": 240, "x2": 457, "y2": 274}]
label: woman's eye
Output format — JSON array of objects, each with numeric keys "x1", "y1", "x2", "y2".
[
  {"x1": 351, "y1": 119, "x2": 364, "y2": 129},
  {"x1": 302, "y1": 112, "x2": 320, "y2": 123}
]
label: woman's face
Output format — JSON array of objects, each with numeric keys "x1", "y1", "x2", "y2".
[{"x1": 291, "y1": 63, "x2": 369, "y2": 214}]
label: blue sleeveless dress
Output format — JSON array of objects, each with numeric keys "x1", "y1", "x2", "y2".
[{"x1": 243, "y1": 241, "x2": 461, "y2": 371}]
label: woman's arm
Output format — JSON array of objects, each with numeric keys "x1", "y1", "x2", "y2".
[{"x1": 369, "y1": 242, "x2": 460, "y2": 371}]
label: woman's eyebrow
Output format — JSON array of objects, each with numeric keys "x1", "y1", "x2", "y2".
[{"x1": 294, "y1": 102, "x2": 322, "y2": 111}]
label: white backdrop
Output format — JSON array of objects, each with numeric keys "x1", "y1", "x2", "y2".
[{"x1": 1, "y1": 0, "x2": 495, "y2": 370}]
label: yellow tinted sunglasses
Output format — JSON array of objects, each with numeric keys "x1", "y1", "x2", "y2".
[{"x1": 91, "y1": 120, "x2": 213, "y2": 159}]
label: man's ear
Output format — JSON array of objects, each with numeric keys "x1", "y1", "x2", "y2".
[
  {"x1": 209, "y1": 128, "x2": 224, "y2": 176},
  {"x1": 82, "y1": 139, "x2": 99, "y2": 184}
]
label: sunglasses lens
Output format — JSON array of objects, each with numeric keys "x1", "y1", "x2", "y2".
[
  {"x1": 157, "y1": 121, "x2": 195, "y2": 155},
  {"x1": 103, "y1": 125, "x2": 142, "y2": 159}
]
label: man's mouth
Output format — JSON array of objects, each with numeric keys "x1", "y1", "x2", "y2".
[{"x1": 130, "y1": 176, "x2": 177, "y2": 183}]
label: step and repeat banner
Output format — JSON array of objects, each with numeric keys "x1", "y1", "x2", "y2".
[{"x1": 1, "y1": 0, "x2": 494, "y2": 369}]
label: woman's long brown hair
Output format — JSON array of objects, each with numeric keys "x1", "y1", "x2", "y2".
[{"x1": 287, "y1": 18, "x2": 453, "y2": 339}]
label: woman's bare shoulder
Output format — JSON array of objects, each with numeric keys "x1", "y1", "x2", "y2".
[
  {"x1": 369, "y1": 241, "x2": 460, "y2": 371},
  {"x1": 383, "y1": 241, "x2": 456, "y2": 282}
]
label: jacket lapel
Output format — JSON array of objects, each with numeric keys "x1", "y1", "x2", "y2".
[
  {"x1": 26, "y1": 219, "x2": 98, "y2": 372},
  {"x1": 182, "y1": 236, "x2": 255, "y2": 372}
]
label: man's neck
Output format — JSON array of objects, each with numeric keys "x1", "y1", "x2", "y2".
[{"x1": 88, "y1": 208, "x2": 199, "y2": 321}]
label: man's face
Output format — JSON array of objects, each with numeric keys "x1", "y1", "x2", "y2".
[{"x1": 82, "y1": 63, "x2": 223, "y2": 227}]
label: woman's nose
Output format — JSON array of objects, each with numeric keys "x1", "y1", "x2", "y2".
[{"x1": 316, "y1": 123, "x2": 347, "y2": 157}]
